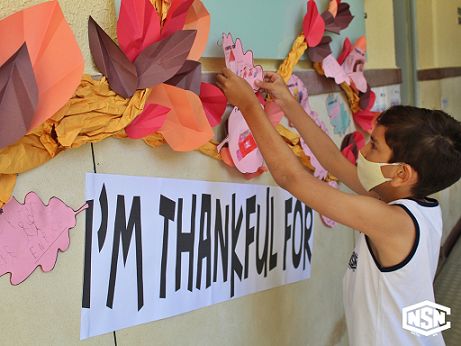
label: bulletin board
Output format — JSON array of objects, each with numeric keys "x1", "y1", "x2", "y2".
[{"x1": 201, "y1": 0, "x2": 366, "y2": 60}]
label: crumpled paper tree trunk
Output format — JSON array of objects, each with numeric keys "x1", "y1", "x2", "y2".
[{"x1": 0, "y1": 75, "x2": 151, "y2": 207}]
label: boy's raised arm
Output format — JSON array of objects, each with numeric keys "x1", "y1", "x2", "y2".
[
  {"x1": 256, "y1": 71, "x2": 373, "y2": 197},
  {"x1": 216, "y1": 68, "x2": 415, "y2": 267}
]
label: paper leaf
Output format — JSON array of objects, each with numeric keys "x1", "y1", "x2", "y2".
[
  {"x1": 335, "y1": 2, "x2": 354, "y2": 30},
  {"x1": 341, "y1": 131, "x2": 366, "y2": 165},
  {"x1": 161, "y1": 0, "x2": 195, "y2": 40},
  {"x1": 0, "y1": 43, "x2": 38, "y2": 150},
  {"x1": 326, "y1": 94, "x2": 349, "y2": 136},
  {"x1": 359, "y1": 84, "x2": 372, "y2": 110},
  {"x1": 302, "y1": 0, "x2": 326, "y2": 47},
  {"x1": 327, "y1": 0, "x2": 338, "y2": 17},
  {"x1": 125, "y1": 104, "x2": 170, "y2": 139},
  {"x1": 199, "y1": 82, "x2": 227, "y2": 127},
  {"x1": 353, "y1": 89, "x2": 377, "y2": 133},
  {"x1": 322, "y1": 54, "x2": 350, "y2": 85},
  {"x1": 300, "y1": 118, "x2": 330, "y2": 180},
  {"x1": 217, "y1": 106, "x2": 264, "y2": 174},
  {"x1": 117, "y1": 0, "x2": 161, "y2": 62},
  {"x1": 134, "y1": 30, "x2": 197, "y2": 90},
  {"x1": 342, "y1": 44, "x2": 367, "y2": 93},
  {"x1": 164, "y1": 60, "x2": 202, "y2": 95},
  {"x1": 308, "y1": 36, "x2": 332, "y2": 62},
  {"x1": 222, "y1": 33, "x2": 264, "y2": 92},
  {"x1": 0, "y1": 192, "x2": 87, "y2": 285},
  {"x1": 337, "y1": 37, "x2": 351, "y2": 66},
  {"x1": 182, "y1": 0, "x2": 210, "y2": 61},
  {"x1": 0, "y1": 1, "x2": 84, "y2": 132},
  {"x1": 286, "y1": 74, "x2": 318, "y2": 119},
  {"x1": 148, "y1": 83, "x2": 215, "y2": 151},
  {"x1": 88, "y1": 16, "x2": 138, "y2": 98},
  {"x1": 321, "y1": 11, "x2": 341, "y2": 34}
]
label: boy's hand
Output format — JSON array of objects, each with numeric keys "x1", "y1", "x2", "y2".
[
  {"x1": 216, "y1": 67, "x2": 259, "y2": 111},
  {"x1": 257, "y1": 72, "x2": 295, "y2": 109}
]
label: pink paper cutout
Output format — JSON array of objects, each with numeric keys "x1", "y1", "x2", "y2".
[
  {"x1": 199, "y1": 82, "x2": 227, "y2": 127},
  {"x1": 286, "y1": 74, "x2": 318, "y2": 120},
  {"x1": 341, "y1": 37, "x2": 367, "y2": 93},
  {"x1": 322, "y1": 54, "x2": 350, "y2": 85},
  {"x1": 303, "y1": 0, "x2": 326, "y2": 48},
  {"x1": 117, "y1": 0, "x2": 161, "y2": 62},
  {"x1": 300, "y1": 118, "x2": 330, "y2": 180},
  {"x1": 222, "y1": 33, "x2": 263, "y2": 92},
  {"x1": 0, "y1": 192, "x2": 87, "y2": 285},
  {"x1": 320, "y1": 181, "x2": 338, "y2": 227},
  {"x1": 217, "y1": 106, "x2": 264, "y2": 174},
  {"x1": 126, "y1": 103, "x2": 171, "y2": 139}
]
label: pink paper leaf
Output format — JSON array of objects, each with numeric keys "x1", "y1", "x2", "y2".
[
  {"x1": 222, "y1": 33, "x2": 264, "y2": 92},
  {"x1": 217, "y1": 106, "x2": 264, "y2": 174},
  {"x1": 300, "y1": 118, "x2": 330, "y2": 180},
  {"x1": 0, "y1": 192, "x2": 87, "y2": 285},
  {"x1": 303, "y1": 0, "x2": 326, "y2": 47},
  {"x1": 126, "y1": 103, "x2": 170, "y2": 139},
  {"x1": 199, "y1": 82, "x2": 227, "y2": 127},
  {"x1": 117, "y1": 0, "x2": 161, "y2": 62}
]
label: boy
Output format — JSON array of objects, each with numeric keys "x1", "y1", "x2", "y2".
[{"x1": 216, "y1": 68, "x2": 461, "y2": 345}]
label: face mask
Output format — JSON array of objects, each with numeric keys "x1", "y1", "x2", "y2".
[{"x1": 357, "y1": 151, "x2": 405, "y2": 192}]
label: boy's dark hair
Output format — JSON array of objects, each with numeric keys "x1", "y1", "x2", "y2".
[{"x1": 377, "y1": 105, "x2": 461, "y2": 199}]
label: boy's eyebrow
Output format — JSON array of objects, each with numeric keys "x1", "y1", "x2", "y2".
[{"x1": 370, "y1": 135, "x2": 377, "y2": 144}]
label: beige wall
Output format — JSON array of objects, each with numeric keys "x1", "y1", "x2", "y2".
[
  {"x1": 416, "y1": 0, "x2": 461, "y2": 69},
  {"x1": 363, "y1": 0, "x2": 397, "y2": 70}
]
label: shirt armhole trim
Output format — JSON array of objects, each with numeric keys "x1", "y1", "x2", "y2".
[{"x1": 365, "y1": 204, "x2": 420, "y2": 273}]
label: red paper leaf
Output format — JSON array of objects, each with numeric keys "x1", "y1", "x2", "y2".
[
  {"x1": 0, "y1": 43, "x2": 38, "y2": 149},
  {"x1": 303, "y1": 0, "x2": 326, "y2": 47},
  {"x1": 337, "y1": 37, "x2": 351, "y2": 66},
  {"x1": 0, "y1": 192, "x2": 87, "y2": 285},
  {"x1": 134, "y1": 30, "x2": 197, "y2": 90},
  {"x1": 88, "y1": 16, "x2": 138, "y2": 98},
  {"x1": 353, "y1": 90, "x2": 377, "y2": 133},
  {"x1": 161, "y1": 0, "x2": 195, "y2": 40},
  {"x1": 117, "y1": 0, "x2": 161, "y2": 62},
  {"x1": 126, "y1": 103, "x2": 170, "y2": 139},
  {"x1": 199, "y1": 82, "x2": 227, "y2": 127}
]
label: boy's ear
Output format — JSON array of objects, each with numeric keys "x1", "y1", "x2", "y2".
[{"x1": 391, "y1": 164, "x2": 418, "y2": 187}]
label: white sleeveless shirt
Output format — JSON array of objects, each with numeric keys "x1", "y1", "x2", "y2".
[{"x1": 343, "y1": 198, "x2": 446, "y2": 345}]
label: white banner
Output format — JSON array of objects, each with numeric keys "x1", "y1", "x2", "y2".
[{"x1": 81, "y1": 173, "x2": 314, "y2": 339}]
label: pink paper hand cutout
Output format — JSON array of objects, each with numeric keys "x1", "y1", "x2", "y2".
[
  {"x1": 0, "y1": 192, "x2": 87, "y2": 285},
  {"x1": 222, "y1": 33, "x2": 263, "y2": 92}
]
